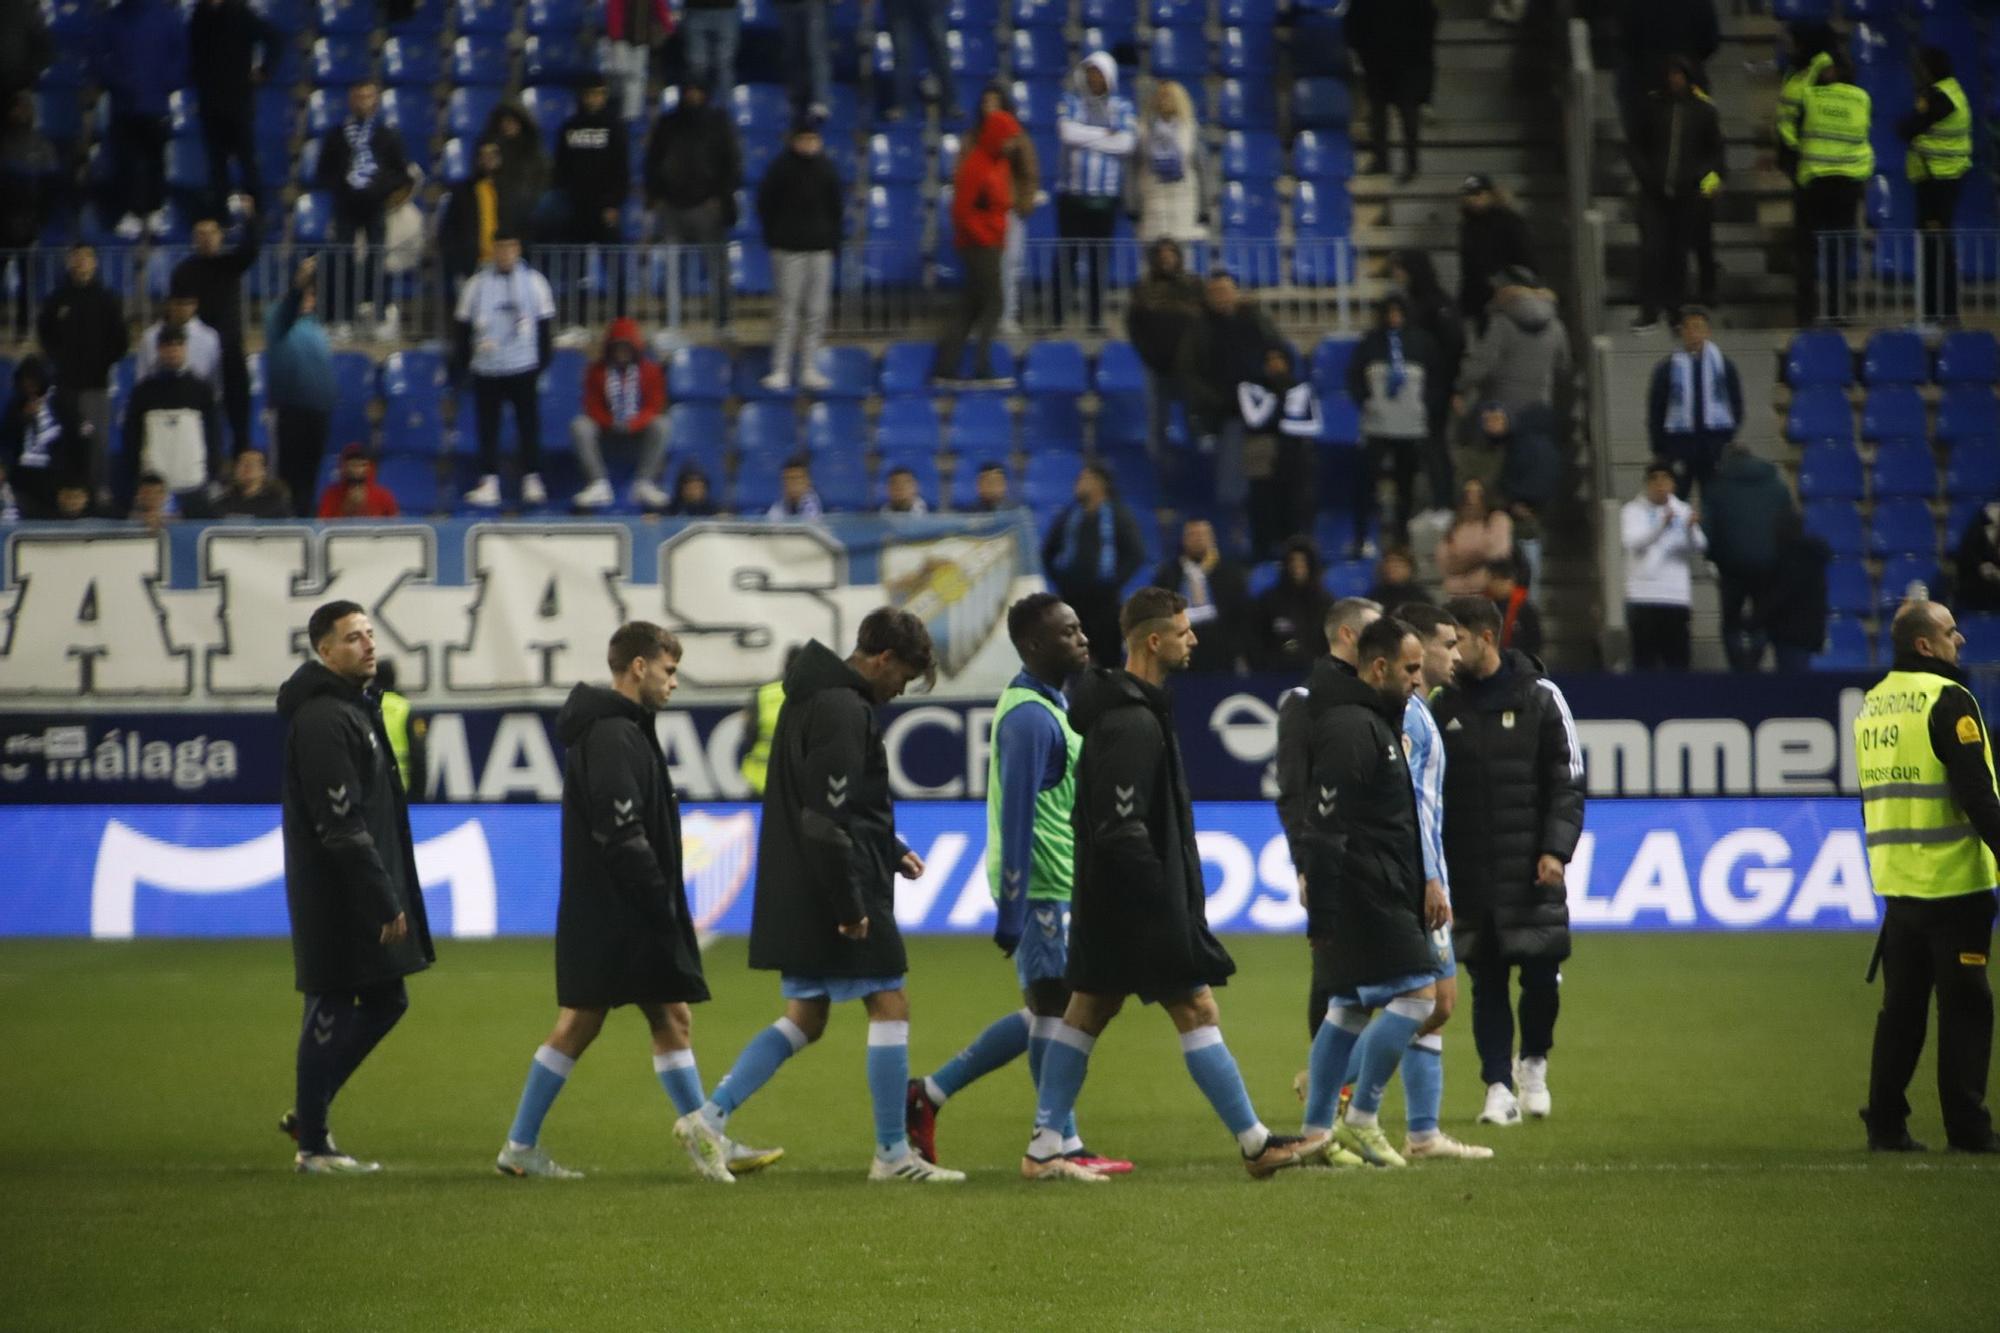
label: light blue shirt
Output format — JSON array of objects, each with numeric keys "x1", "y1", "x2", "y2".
[{"x1": 1404, "y1": 692, "x2": 1448, "y2": 898}]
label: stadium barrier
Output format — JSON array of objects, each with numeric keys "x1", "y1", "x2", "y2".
[{"x1": 1812, "y1": 229, "x2": 2000, "y2": 325}]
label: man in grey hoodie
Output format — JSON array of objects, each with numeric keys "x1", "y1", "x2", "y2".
[{"x1": 1452, "y1": 268, "x2": 1570, "y2": 424}]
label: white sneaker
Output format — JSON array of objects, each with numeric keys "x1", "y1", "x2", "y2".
[
  {"x1": 295, "y1": 1150, "x2": 382, "y2": 1174},
  {"x1": 328, "y1": 322, "x2": 355, "y2": 344},
  {"x1": 1405, "y1": 1131, "x2": 1495, "y2": 1161},
  {"x1": 521, "y1": 472, "x2": 548, "y2": 507},
  {"x1": 554, "y1": 325, "x2": 593, "y2": 349},
  {"x1": 495, "y1": 1143, "x2": 584, "y2": 1179},
  {"x1": 672, "y1": 1111, "x2": 737, "y2": 1183},
  {"x1": 760, "y1": 371, "x2": 792, "y2": 392},
  {"x1": 869, "y1": 1150, "x2": 966, "y2": 1183},
  {"x1": 724, "y1": 1137, "x2": 785, "y2": 1175},
  {"x1": 1517, "y1": 1057, "x2": 1552, "y2": 1118},
  {"x1": 146, "y1": 208, "x2": 171, "y2": 237},
  {"x1": 464, "y1": 474, "x2": 503, "y2": 508},
  {"x1": 631, "y1": 478, "x2": 670, "y2": 510},
  {"x1": 798, "y1": 368, "x2": 833, "y2": 392},
  {"x1": 572, "y1": 478, "x2": 614, "y2": 510},
  {"x1": 1478, "y1": 1082, "x2": 1522, "y2": 1125},
  {"x1": 113, "y1": 212, "x2": 144, "y2": 240}
]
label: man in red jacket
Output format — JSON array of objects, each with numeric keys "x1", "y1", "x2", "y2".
[
  {"x1": 316, "y1": 444, "x2": 402, "y2": 519},
  {"x1": 572, "y1": 317, "x2": 670, "y2": 511},
  {"x1": 930, "y1": 110, "x2": 1022, "y2": 389}
]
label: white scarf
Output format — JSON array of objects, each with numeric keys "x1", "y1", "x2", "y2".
[
  {"x1": 1663, "y1": 342, "x2": 1734, "y2": 434},
  {"x1": 607, "y1": 365, "x2": 639, "y2": 428}
]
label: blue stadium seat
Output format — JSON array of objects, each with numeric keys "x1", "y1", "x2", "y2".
[
  {"x1": 382, "y1": 37, "x2": 442, "y2": 87},
  {"x1": 526, "y1": 0, "x2": 584, "y2": 34},
  {"x1": 1796, "y1": 442, "x2": 1864, "y2": 501},
  {"x1": 1021, "y1": 452, "x2": 1079, "y2": 508},
  {"x1": 317, "y1": 0, "x2": 373, "y2": 34},
  {"x1": 1785, "y1": 384, "x2": 1855, "y2": 443},
  {"x1": 1870, "y1": 441, "x2": 1937, "y2": 499},
  {"x1": 1813, "y1": 617, "x2": 1870, "y2": 671},
  {"x1": 305, "y1": 89, "x2": 348, "y2": 137},
  {"x1": 1008, "y1": 79, "x2": 1064, "y2": 134},
  {"x1": 867, "y1": 130, "x2": 926, "y2": 185},
  {"x1": 1803, "y1": 499, "x2": 1866, "y2": 555},
  {"x1": 949, "y1": 0, "x2": 999, "y2": 28},
  {"x1": 1878, "y1": 554, "x2": 1939, "y2": 607},
  {"x1": 936, "y1": 133, "x2": 962, "y2": 183},
  {"x1": 452, "y1": 36, "x2": 512, "y2": 87},
  {"x1": 816, "y1": 454, "x2": 872, "y2": 512},
  {"x1": 731, "y1": 84, "x2": 793, "y2": 136},
  {"x1": 1936, "y1": 330, "x2": 2000, "y2": 386},
  {"x1": 1293, "y1": 129, "x2": 1354, "y2": 182},
  {"x1": 373, "y1": 456, "x2": 442, "y2": 512},
  {"x1": 1868, "y1": 498, "x2": 1938, "y2": 557},
  {"x1": 1221, "y1": 131, "x2": 1279, "y2": 182},
  {"x1": 1937, "y1": 386, "x2": 2000, "y2": 446},
  {"x1": 292, "y1": 191, "x2": 334, "y2": 244},
  {"x1": 1094, "y1": 341, "x2": 1146, "y2": 395},
  {"x1": 877, "y1": 396, "x2": 942, "y2": 452},
  {"x1": 948, "y1": 29, "x2": 998, "y2": 84},
  {"x1": 1022, "y1": 396, "x2": 1084, "y2": 450},
  {"x1": 666, "y1": 401, "x2": 728, "y2": 464},
  {"x1": 1218, "y1": 78, "x2": 1277, "y2": 131},
  {"x1": 1861, "y1": 328, "x2": 1929, "y2": 386},
  {"x1": 1022, "y1": 342, "x2": 1087, "y2": 397},
  {"x1": 35, "y1": 87, "x2": 83, "y2": 145},
  {"x1": 1946, "y1": 444, "x2": 2000, "y2": 499},
  {"x1": 328, "y1": 351, "x2": 377, "y2": 447},
  {"x1": 807, "y1": 401, "x2": 867, "y2": 451},
  {"x1": 1311, "y1": 337, "x2": 1357, "y2": 396},
  {"x1": 380, "y1": 349, "x2": 447, "y2": 449},
  {"x1": 879, "y1": 342, "x2": 939, "y2": 396},
  {"x1": 1326, "y1": 561, "x2": 1372, "y2": 600},
  {"x1": 1220, "y1": 27, "x2": 1275, "y2": 77},
  {"x1": 521, "y1": 87, "x2": 577, "y2": 153},
  {"x1": 668, "y1": 346, "x2": 732, "y2": 402},
  {"x1": 808, "y1": 347, "x2": 873, "y2": 399},
  {"x1": 1292, "y1": 13, "x2": 1348, "y2": 76},
  {"x1": 949, "y1": 395, "x2": 1012, "y2": 453},
  {"x1": 1860, "y1": 385, "x2": 1926, "y2": 443},
  {"x1": 1148, "y1": 0, "x2": 1202, "y2": 23},
  {"x1": 729, "y1": 242, "x2": 773, "y2": 296},
  {"x1": 438, "y1": 137, "x2": 472, "y2": 184},
  {"x1": 1149, "y1": 26, "x2": 1206, "y2": 82},
  {"x1": 1012, "y1": 0, "x2": 1066, "y2": 26},
  {"x1": 166, "y1": 137, "x2": 210, "y2": 195},
  {"x1": 169, "y1": 89, "x2": 204, "y2": 139},
  {"x1": 538, "y1": 349, "x2": 588, "y2": 453},
  {"x1": 730, "y1": 347, "x2": 786, "y2": 400},
  {"x1": 1784, "y1": 328, "x2": 1853, "y2": 387},
  {"x1": 1010, "y1": 27, "x2": 1068, "y2": 80},
  {"x1": 1221, "y1": 0, "x2": 1274, "y2": 21},
  {"x1": 252, "y1": 0, "x2": 313, "y2": 34},
  {"x1": 1825, "y1": 557, "x2": 1871, "y2": 616},
  {"x1": 448, "y1": 87, "x2": 504, "y2": 139},
  {"x1": 312, "y1": 37, "x2": 372, "y2": 87},
  {"x1": 380, "y1": 90, "x2": 437, "y2": 152},
  {"x1": 1292, "y1": 78, "x2": 1351, "y2": 131},
  {"x1": 387, "y1": 0, "x2": 449, "y2": 35},
  {"x1": 454, "y1": 0, "x2": 513, "y2": 34},
  {"x1": 524, "y1": 36, "x2": 592, "y2": 85},
  {"x1": 735, "y1": 401, "x2": 800, "y2": 459},
  {"x1": 1961, "y1": 615, "x2": 2000, "y2": 662}
]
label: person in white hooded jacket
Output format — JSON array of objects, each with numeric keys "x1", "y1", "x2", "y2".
[
  {"x1": 1056, "y1": 52, "x2": 1136, "y2": 328},
  {"x1": 1621, "y1": 462, "x2": 1707, "y2": 671}
]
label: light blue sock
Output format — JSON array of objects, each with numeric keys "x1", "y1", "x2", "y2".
[
  {"x1": 701, "y1": 1016, "x2": 808, "y2": 1130},
  {"x1": 926, "y1": 1009, "x2": 1031, "y2": 1102},
  {"x1": 1026, "y1": 1019, "x2": 1081, "y2": 1144},
  {"x1": 654, "y1": 1049, "x2": 705, "y2": 1117},
  {"x1": 1180, "y1": 1025, "x2": 1267, "y2": 1152},
  {"x1": 1305, "y1": 1006, "x2": 1366, "y2": 1132},
  {"x1": 1027, "y1": 1023, "x2": 1094, "y2": 1157},
  {"x1": 867, "y1": 1020, "x2": 912, "y2": 1158},
  {"x1": 506, "y1": 1044, "x2": 574, "y2": 1148},
  {"x1": 1403, "y1": 1033, "x2": 1444, "y2": 1135},
  {"x1": 1349, "y1": 998, "x2": 1434, "y2": 1117}
]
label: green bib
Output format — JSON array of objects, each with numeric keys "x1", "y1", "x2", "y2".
[
  {"x1": 986, "y1": 684, "x2": 1083, "y2": 903},
  {"x1": 1797, "y1": 82, "x2": 1874, "y2": 184},
  {"x1": 1855, "y1": 670, "x2": 2000, "y2": 899},
  {"x1": 739, "y1": 678, "x2": 785, "y2": 795},
  {"x1": 1907, "y1": 78, "x2": 1971, "y2": 182},
  {"x1": 380, "y1": 690, "x2": 412, "y2": 789}
]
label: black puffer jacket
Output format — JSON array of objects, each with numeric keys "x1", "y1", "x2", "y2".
[
  {"x1": 1065, "y1": 668, "x2": 1236, "y2": 1003},
  {"x1": 1432, "y1": 650, "x2": 1585, "y2": 964},
  {"x1": 554, "y1": 683, "x2": 707, "y2": 1008},
  {"x1": 37, "y1": 278, "x2": 129, "y2": 390},
  {"x1": 277, "y1": 660, "x2": 434, "y2": 995},
  {"x1": 747, "y1": 640, "x2": 908, "y2": 978},
  {"x1": 1297, "y1": 658, "x2": 1431, "y2": 990}
]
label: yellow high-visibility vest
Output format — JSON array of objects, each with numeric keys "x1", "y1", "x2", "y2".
[
  {"x1": 1906, "y1": 77, "x2": 1972, "y2": 183},
  {"x1": 739, "y1": 678, "x2": 785, "y2": 795},
  {"x1": 1855, "y1": 670, "x2": 2000, "y2": 899},
  {"x1": 1797, "y1": 81, "x2": 1874, "y2": 185}
]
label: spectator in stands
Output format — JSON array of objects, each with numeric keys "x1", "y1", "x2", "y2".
[
  {"x1": 0, "y1": 92, "x2": 59, "y2": 254},
  {"x1": 1348, "y1": 0, "x2": 1436, "y2": 183},
  {"x1": 931, "y1": 108, "x2": 1023, "y2": 389},
  {"x1": 1900, "y1": 47, "x2": 1972, "y2": 324},
  {"x1": 1438, "y1": 477, "x2": 1514, "y2": 597},
  {"x1": 456, "y1": 234, "x2": 556, "y2": 510},
  {"x1": 1127, "y1": 238, "x2": 1205, "y2": 467},
  {"x1": 554, "y1": 76, "x2": 631, "y2": 250},
  {"x1": 1486, "y1": 559, "x2": 1542, "y2": 659},
  {"x1": 1349, "y1": 294, "x2": 1440, "y2": 558},
  {"x1": 0, "y1": 0, "x2": 51, "y2": 109},
  {"x1": 37, "y1": 245, "x2": 126, "y2": 501},
  {"x1": 571, "y1": 318, "x2": 668, "y2": 512},
  {"x1": 1766, "y1": 509, "x2": 1829, "y2": 672},
  {"x1": 1, "y1": 356, "x2": 77, "y2": 518},
  {"x1": 776, "y1": 0, "x2": 832, "y2": 119},
  {"x1": 1456, "y1": 176, "x2": 1532, "y2": 331},
  {"x1": 980, "y1": 83, "x2": 1040, "y2": 336},
  {"x1": 884, "y1": 0, "x2": 953, "y2": 124},
  {"x1": 137, "y1": 276, "x2": 224, "y2": 398},
  {"x1": 1134, "y1": 80, "x2": 1202, "y2": 245},
  {"x1": 1367, "y1": 547, "x2": 1430, "y2": 610},
  {"x1": 1774, "y1": 23, "x2": 1836, "y2": 187},
  {"x1": 665, "y1": 463, "x2": 718, "y2": 517},
  {"x1": 484, "y1": 100, "x2": 550, "y2": 237},
  {"x1": 1956, "y1": 503, "x2": 2000, "y2": 614},
  {"x1": 440, "y1": 140, "x2": 514, "y2": 292},
  {"x1": 1645, "y1": 305, "x2": 1740, "y2": 502},
  {"x1": 188, "y1": 0, "x2": 274, "y2": 216},
  {"x1": 0, "y1": 462, "x2": 15, "y2": 522},
  {"x1": 769, "y1": 453, "x2": 824, "y2": 519},
  {"x1": 1041, "y1": 462, "x2": 1146, "y2": 667},
  {"x1": 381, "y1": 177, "x2": 425, "y2": 301},
  {"x1": 1455, "y1": 266, "x2": 1569, "y2": 426},
  {"x1": 209, "y1": 446, "x2": 292, "y2": 519},
  {"x1": 1056, "y1": 53, "x2": 1136, "y2": 330},
  {"x1": 604, "y1": 0, "x2": 673, "y2": 123},
  {"x1": 881, "y1": 466, "x2": 931, "y2": 515},
  {"x1": 1704, "y1": 441, "x2": 1794, "y2": 672},
  {"x1": 52, "y1": 475, "x2": 107, "y2": 520},
  {"x1": 1621, "y1": 462, "x2": 1705, "y2": 670},
  {"x1": 1150, "y1": 518, "x2": 1250, "y2": 673},
  {"x1": 1239, "y1": 344, "x2": 1322, "y2": 560},
  {"x1": 969, "y1": 461, "x2": 1017, "y2": 511},
  {"x1": 1632, "y1": 57, "x2": 1723, "y2": 333},
  {"x1": 122, "y1": 326, "x2": 223, "y2": 506},
  {"x1": 93, "y1": 0, "x2": 186, "y2": 239},
  {"x1": 757, "y1": 115, "x2": 844, "y2": 392},
  {"x1": 678, "y1": 0, "x2": 740, "y2": 106},
  {"x1": 172, "y1": 211, "x2": 260, "y2": 457},
  {"x1": 128, "y1": 469, "x2": 176, "y2": 532},
  {"x1": 1614, "y1": 0, "x2": 1719, "y2": 170},
  {"x1": 265, "y1": 256, "x2": 334, "y2": 517},
  {"x1": 317, "y1": 444, "x2": 402, "y2": 519},
  {"x1": 1178, "y1": 270, "x2": 1283, "y2": 558},
  {"x1": 1391, "y1": 248, "x2": 1464, "y2": 515},
  {"x1": 1490, "y1": 401, "x2": 1561, "y2": 594},
  {"x1": 1249, "y1": 534, "x2": 1332, "y2": 671},
  {"x1": 1793, "y1": 54, "x2": 1871, "y2": 325},
  {"x1": 646, "y1": 78, "x2": 742, "y2": 330},
  {"x1": 315, "y1": 80, "x2": 409, "y2": 337}
]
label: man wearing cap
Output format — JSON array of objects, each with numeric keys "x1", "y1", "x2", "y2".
[
  {"x1": 136, "y1": 278, "x2": 224, "y2": 398},
  {"x1": 1456, "y1": 175, "x2": 1532, "y2": 332}
]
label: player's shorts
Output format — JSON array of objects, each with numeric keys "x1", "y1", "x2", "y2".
[
  {"x1": 780, "y1": 974, "x2": 906, "y2": 1002},
  {"x1": 1428, "y1": 922, "x2": 1458, "y2": 982},
  {"x1": 1015, "y1": 898, "x2": 1069, "y2": 990},
  {"x1": 1330, "y1": 971, "x2": 1442, "y2": 1012}
]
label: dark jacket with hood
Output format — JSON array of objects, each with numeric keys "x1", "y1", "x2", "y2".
[
  {"x1": 37, "y1": 277, "x2": 129, "y2": 391},
  {"x1": 1457, "y1": 202, "x2": 1533, "y2": 322},
  {"x1": 555, "y1": 102, "x2": 631, "y2": 217},
  {"x1": 1457, "y1": 286, "x2": 1571, "y2": 415},
  {"x1": 1177, "y1": 298, "x2": 1283, "y2": 429},
  {"x1": 1637, "y1": 62, "x2": 1725, "y2": 199},
  {"x1": 645, "y1": 96, "x2": 742, "y2": 213},
  {"x1": 757, "y1": 144, "x2": 845, "y2": 253},
  {"x1": 747, "y1": 640, "x2": 909, "y2": 978},
  {"x1": 170, "y1": 218, "x2": 261, "y2": 346},
  {"x1": 277, "y1": 659, "x2": 434, "y2": 995},
  {"x1": 1126, "y1": 258, "x2": 1204, "y2": 374},
  {"x1": 315, "y1": 115, "x2": 409, "y2": 222},
  {"x1": 1701, "y1": 446, "x2": 1792, "y2": 576},
  {"x1": 1296, "y1": 656, "x2": 1432, "y2": 989},
  {"x1": 554, "y1": 682, "x2": 707, "y2": 1007},
  {"x1": 1765, "y1": 512, "x2": 1829, "y2": 652},
  {"x1": 1432, "y1": 649, "x2": 1585, "y2": 965},
  {"x1": 1251, "y1": 538, "x2": 1332, "y2": 670},
  {"x1": 1065, "y1": 667, "x2": 1236, "y2": 1002}
]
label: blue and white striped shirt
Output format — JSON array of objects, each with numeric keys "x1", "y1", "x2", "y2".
[
  {"x1": 1404, "y1": 691, "x2": 1448, "y2": 900},
  {"x1": 1057, "y1": 88, "x2": 1137, "y2": 200}
]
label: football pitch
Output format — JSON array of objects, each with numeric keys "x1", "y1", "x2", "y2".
[{"x1": 3, "y1": 932, "x2": 1995, "y2": 1331}]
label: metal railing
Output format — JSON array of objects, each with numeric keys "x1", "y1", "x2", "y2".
[
  {"x1": 0, "y1": 237, "x2": 1363, "y2": 351},
  {"x1": 1811, "y1": 229, "x2": 2000, "y2": 326}
]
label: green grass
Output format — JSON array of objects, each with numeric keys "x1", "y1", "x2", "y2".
[{"x1": 1, "y1": 933, "x2": 1994, "y2": 1330}]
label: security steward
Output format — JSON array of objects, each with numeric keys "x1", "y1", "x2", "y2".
[
  {"x1": 1855, "y1": 600, "x2": 2000, "y2": 1153},
  {"x1": 1897, "y1": 46, "x2": 1973, "y2": 322},
  {"x1": 1793, "y1": 53, "x2": 1872, "y2": 324}
]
